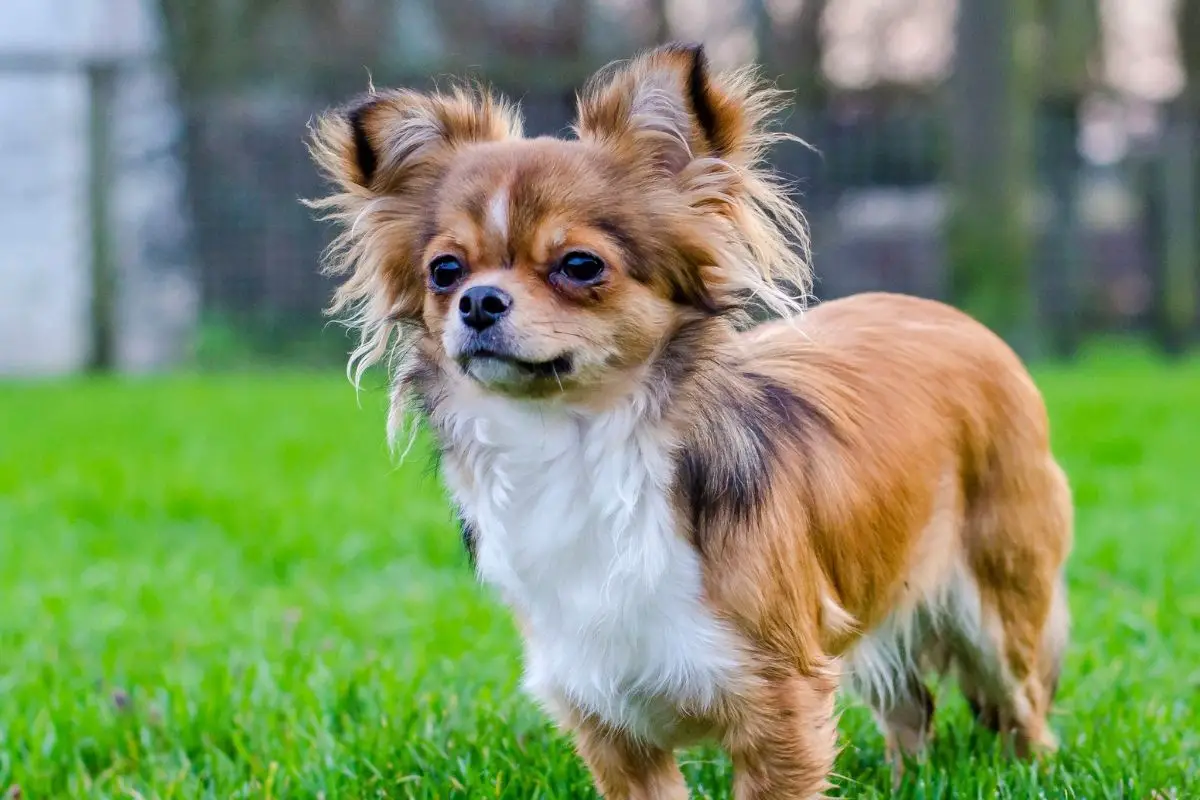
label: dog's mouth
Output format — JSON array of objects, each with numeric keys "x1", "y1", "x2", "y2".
[{"x1": 458, "y1": 348, "x2": 574, "y2": 381}]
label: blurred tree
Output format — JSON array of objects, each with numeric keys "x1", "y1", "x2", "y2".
[
  {"x1": 155, "y1": 0, "x2": 400, "y2": 328},
  {"x1": 156, "y1": 0, "x2": 219, "y2": 94},
  {"x1": 1156, "y1": 0, "x2": 1200, "y2": 352},
  {"x1": 649, "y1": 0, "x2": 670, "y2": 44},
  {"x1": 156, "y1": 0, "x2": 398, "y2": 95},
  {"x1": 429, "y1": 0, "x2": 589, "y2": 86},
  {"x1": 1034, "y1": 0, "x2": 1100, "y2": 358},
  {"x1": 946, "y1": 0, "x2": 1040, "y2": 354},
  {"x1": 1184, "y1": 0, "x2": 1200, "y2": 118},
  {"x1": 766, "y1": 0, "x2": 828, "y2": 109},
  {"x1": 1036, "y1": 0, "x2": 1097, "y2": 99},
  {"x1": 87, "y1": 64, "x2": 117, "y2": 371}
]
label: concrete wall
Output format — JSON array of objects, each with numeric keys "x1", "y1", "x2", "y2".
[
  {"x1": 0, "y1": 68, "x2": 91, "y2": 375},
  {"x1": 0, "y1": 0, "x2": 194, "y2": 376}
]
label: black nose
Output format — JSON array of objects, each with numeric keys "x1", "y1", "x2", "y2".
[{"x1": 458, "y1": 285, "x2": 512, "y2": 331}]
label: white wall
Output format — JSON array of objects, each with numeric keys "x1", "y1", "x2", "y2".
[
  {"x1": 0, "y1": 0, "x2": 194, "y2": 376},
  {"x1": 0, "y1": 70, "x2": 91, "y2": 375}
]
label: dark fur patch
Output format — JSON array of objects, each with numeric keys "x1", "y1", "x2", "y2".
[
  {"x1": 681, "y1": 44, "x2": 721, "y2": 155},
  {"x1": 403, "y1": 354, "x2": 475, "y2": 570},
  {"x1": 413, "y1": 213, "x2": 440, "y2": 270},
  {"x1": 459, "y1": 515, "x2": 479, "y2": 569},
  {"x1": 646, "y1": 318, "x2": 717, "y2": 409},
  {"x1": 676, "y1": 367, "x2": 836, "y2": 553},
  {"x1": 917, "y1": 678, "x2": 936, "y2": 726},
  {"x1": 595, "y1": 211, "x2": 722, "y2": 315},
  {"x1": 404, "y1": 352, "x2": 443, "y2": 418},
  {"x1": 346, "y1": 98, "x2": 380, "y2": 185},
  {"x1": 967, "y1": 696, "x2": 1001, "y2": 732},
  {"x1": 669, "y1": 277, "x2": 723, "y2": 317},
  {"x1": 593, "y1": 216, "x2": 644, "y2": 270}
]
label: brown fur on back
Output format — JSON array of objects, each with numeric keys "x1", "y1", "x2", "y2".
[{"x1": 690, "y1": 292, "x2": 1069, "y2": 652}]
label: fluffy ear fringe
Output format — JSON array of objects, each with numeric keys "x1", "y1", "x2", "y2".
[
  {"x1": 304, "y1": 83, "x2": 523, "y2": 391},
  {"x1": 576, "y1": 43, "x2": 813, "y2": 323}
]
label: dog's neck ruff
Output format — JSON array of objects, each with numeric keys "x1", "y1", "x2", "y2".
[{"x1": 432, "y1": 381, "x2": 743, "y2": 744}]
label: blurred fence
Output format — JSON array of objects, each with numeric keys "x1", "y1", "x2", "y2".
[
  {"x1": 3, "y1": 51, "x2": 1196, "y2": 372},
  {"x1": 180, "y1": 71, "x2": 1189, "y2": 365}
]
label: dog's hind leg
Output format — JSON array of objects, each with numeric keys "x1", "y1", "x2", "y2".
[
  {"x1": 847, "y1": 626, "x2": 936, "y2": 786},
  {"x1": 957, "y1": 454, "x2": 1072, "y2": 757},
  {"x1": 875, "y1": 674, "x2": 935, "y2": 787}
]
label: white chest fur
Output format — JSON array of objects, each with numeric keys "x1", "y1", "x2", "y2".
[{"x1": 438, "y1": 389, "x2": 743, "y2": 744}]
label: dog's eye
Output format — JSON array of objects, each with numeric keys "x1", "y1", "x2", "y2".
[
  {"x1": 558, "y1": 252, "x2": 605, "y2": 284},
  {"x1": 430, "y1": 255, "x2": 465, "y2": 291}
]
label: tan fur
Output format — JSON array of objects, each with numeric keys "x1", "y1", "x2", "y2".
[
  {"x1": 728, "y1": 295, "x2": 1071, "y2": 757},
  {"x1": 309, "y1": 43, "x2": 1073, "y2": 799}
]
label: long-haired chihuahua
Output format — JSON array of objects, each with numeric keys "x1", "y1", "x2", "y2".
[{"x1": 308, "y1": 43, "x2": 1072, "y2": 799}]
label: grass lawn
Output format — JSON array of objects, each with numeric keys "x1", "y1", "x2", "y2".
[{"x1": 1, "y1": 350, "x2": 1197, "y2": 798}]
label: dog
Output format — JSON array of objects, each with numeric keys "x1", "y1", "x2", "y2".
[{"x1": 308, "y1": 43, "x2": 1073, "y2": 799}]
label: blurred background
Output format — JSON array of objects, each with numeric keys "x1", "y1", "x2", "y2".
[{"x1": 1, "y1": 0, "x2": 1197, "y2": 375}]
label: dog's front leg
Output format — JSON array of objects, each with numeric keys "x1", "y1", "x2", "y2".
[
  {"x1": 571, "y1": 720, "x2": 689, "y2": 800},
  {"x1": 724, "y1": 671, "x2": 838, "y2": 800}
]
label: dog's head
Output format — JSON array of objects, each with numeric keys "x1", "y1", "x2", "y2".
[{"x1": 309, "y1": 44, "x2": 809, "y2": 405}]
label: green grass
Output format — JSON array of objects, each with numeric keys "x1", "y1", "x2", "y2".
[{"x1": 1, "y1": 351, "x2": 1197, "y2": 798}]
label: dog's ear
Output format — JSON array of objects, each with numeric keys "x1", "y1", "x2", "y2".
[
  {"x1": 574, "y1": 43, "x2": 777, "y2": 175},
  {"x1": 311, "y1": 85, "x2": 523, "y2": 192},
  {"x1": 306, "y1": 86, "x2": 522, "y2": 381},
  {"x1": 573, "y1": 44, "x2": 811, "y2": 321}
]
